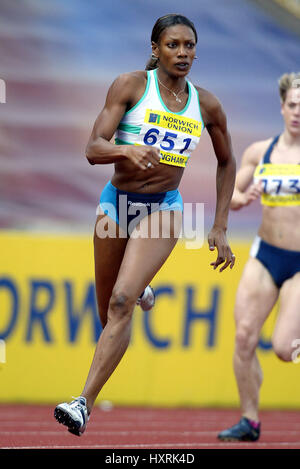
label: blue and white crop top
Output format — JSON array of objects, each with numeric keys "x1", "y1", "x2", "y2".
[{"x1": 115, "y1": 69, "x2": 204, "y2": 168}]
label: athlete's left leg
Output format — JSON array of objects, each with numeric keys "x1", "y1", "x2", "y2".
[{"x1": 272, "y1": 272, "x2": 300, "y2": 362}]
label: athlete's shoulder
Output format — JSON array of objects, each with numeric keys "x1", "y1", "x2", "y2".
[
  {"x1": 112, "y1": 70, "x2": 147, "y2": 88},
  {"x1": 106, "y1": 71, "x2": 148, "y2": 106},
  {"x1": 241, "y1": 138, "x2": 273, "y2": 166},
  {"x1": 193, "y1": 85, "x2": 224, "y2": 127},
  {"x1": 194, "y1": 86, "x2": 220, "y2": 110}
]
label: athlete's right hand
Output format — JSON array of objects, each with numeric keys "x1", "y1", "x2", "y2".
[
  {"x1": 243, "y1": 181, "x2": 263, "y2": 206},
  {"x1": 231, "y1": 181, "x2": 262, "y2": 210},
  {"x1": 123, "y1": 145, "x2": 161, "y2": 170}
]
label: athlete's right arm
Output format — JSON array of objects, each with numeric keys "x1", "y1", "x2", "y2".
[
  {"x1": 230, "y1": 141, "x2": 266, "y2": 210},
  {"x1": 85, "y1": 73, "x2": 160, "y2": 170}
]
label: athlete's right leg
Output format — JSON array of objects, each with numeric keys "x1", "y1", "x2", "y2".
[
  {"x1": 93, "y1": 213, "x2": 154, "y2": 325},
  {"x1": 218, "y1": 257, "x2": 279, "y2": 441},
  {"x1": 81, "y1": 209, "x2": 182, "y2": 413},
  {"x1": 233, "y1": 257, "x2": 279, "y2": 422},
  {"x1": 54, "y1": 213, "x2": 128, "y2": 435},
  {"x1": 93, "y1": 213, "x2": 128, "y2": 328}
]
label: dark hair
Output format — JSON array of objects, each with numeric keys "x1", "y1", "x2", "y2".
[{"x1": 145, "y1": 14, "x2": 198, "y2": 71}]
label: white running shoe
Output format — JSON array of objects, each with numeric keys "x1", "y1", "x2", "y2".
[
  {"x1": 136, "y1": 285, "x2": 155, "y2": 311},
  {"x1": 54, "y1": 396, "x2": 89, "y2": 436}
]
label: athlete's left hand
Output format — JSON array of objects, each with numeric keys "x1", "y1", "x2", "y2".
[{"x1": 208, "y1": 226, "x2": 235, "y2": 272}]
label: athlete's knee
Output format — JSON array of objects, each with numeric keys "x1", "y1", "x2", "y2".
[
  {"x1": 235, "y1": 323, "x2": 258, "y2": 360},
  {"x1": 272, "y1": 339, "x2": 293, "y2": 362},
  {"x1": 108, "y1": 288, "x2": 135, "y2": 320}
]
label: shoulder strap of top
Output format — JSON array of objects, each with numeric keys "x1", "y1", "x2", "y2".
[
  {"x1": 188, "y1": 81, "x2": 205, "y2": 129},
  {"x1": 262, "y1": 135, "x2": 280, "y2": 164}
]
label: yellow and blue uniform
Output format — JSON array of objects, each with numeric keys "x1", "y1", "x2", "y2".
[
  {"x1": 98, "y1": 69, "x2": 204, "y2": 236},
  {"x1": 251, "y1": 136, "x2": 300, "y2": 287},
  {"x1": 254, "y1": 135, "x2": 300, "y2": 207}
]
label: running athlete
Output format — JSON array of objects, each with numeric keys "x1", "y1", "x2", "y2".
[
  {"x1": 54, "y1": 13, "x2": 236, "y2": 436},
  {"x1": 218, "y1": 72, "x2": 300, "y2": 442}
]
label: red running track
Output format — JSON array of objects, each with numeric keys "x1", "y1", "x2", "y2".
[{"x1": 1, "y1": 405, "x2": 300, "y2": 449}]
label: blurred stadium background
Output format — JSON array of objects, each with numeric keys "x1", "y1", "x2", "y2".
[{"x1": 1, "y1": 0, "x2": 300, "y2": 411}]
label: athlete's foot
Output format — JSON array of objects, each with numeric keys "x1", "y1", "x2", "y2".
[
  {"x1": 217, "y1": 417, "x2": 260, "y2": 442},
  {"x1": 54, "y1": 396, "x2": 89, "y2": 436}
]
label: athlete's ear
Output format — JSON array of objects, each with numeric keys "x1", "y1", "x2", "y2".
[{"x1": 151, "y1": 41, "x2": 159, "y2": 59}]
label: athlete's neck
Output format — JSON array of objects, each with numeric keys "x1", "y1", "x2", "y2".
[
  {"x1": 281, "y1": 129, "x2": 300, "y2": 148},
  {"x1": 156, "y1": 68, "x2": 187, "y2": 93}
]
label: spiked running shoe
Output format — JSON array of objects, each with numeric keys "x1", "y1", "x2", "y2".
[
  {"x1": 217, "y1": 417, "x2": 260, "y2": 442},
  {"x1": 54, "y1": 396, "x2": 89, "y2": 436},
  {"x1": 136, "y1": 285, "x2": 155, "y2": 311}
]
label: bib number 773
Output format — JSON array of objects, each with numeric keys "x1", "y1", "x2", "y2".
[
  {"x1": 143, "y1": 128, "x2": 191, "y2": 154},
  {"x1": 261, "y1": 178, "x2": 300, "y2": 194}
]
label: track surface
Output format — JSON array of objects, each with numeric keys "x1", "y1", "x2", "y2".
[{"x1": 1, "y1": 405, "x2": 300, "y2": 449}]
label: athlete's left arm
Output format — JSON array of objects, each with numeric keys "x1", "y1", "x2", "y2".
[{"x1": 199, "y1": 89, "x2": 236, "y2": 272}]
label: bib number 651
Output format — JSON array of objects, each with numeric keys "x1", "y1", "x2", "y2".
[{"x1": 143, "y1": 128, "x2": 191, "y2": 154}]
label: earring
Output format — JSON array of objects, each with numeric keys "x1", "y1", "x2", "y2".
[
  {"x1": 194, "y1": 56, "x2": 198, "y2": 59},
  {"x1": 151, "y1": 54, "x2": 158, "y2": 60}
]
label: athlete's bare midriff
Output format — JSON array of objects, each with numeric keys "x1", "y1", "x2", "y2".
[
  {"x1": 112, "y1": 157, "x2": 185, "y2": 193},
  {"x1": 258, "y1": 205, "x2": 300, "y2": 250}
]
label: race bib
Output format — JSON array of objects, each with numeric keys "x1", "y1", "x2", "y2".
[
  {"x1": 254, "y1": 164, "x2": 300, "y2": 206},
  {"x1": 140, "y1": 109, "x2": 202, "y2": 167}
]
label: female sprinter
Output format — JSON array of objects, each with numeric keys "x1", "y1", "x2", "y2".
[
  {"x1": 218, "y1": 72, "x2": 300, "y2": 442},
  {"x1": 54, "y1": 13, "x2": 236, "y2": 436}
]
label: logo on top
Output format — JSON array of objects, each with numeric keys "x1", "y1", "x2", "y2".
[{"x1": 148, "y1": 113, "x2": 161, "y2": 124}]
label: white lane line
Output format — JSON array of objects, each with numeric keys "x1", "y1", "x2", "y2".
[
  {"x1": 2, "y1": 442, "x2": 300, "y2": 449},
  {"x1": 1, "y1": 429, "x2": 300, "y2": 436}
]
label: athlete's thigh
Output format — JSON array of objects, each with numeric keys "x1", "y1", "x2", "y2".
[
  {"x1": 93, "y1": 214, "x2": 128, "y2": 326},
  {"x1": 114, "y1": 210, "x2": 182, "y2": 300},
  {"x1": 273, "y1": 272, "x2": 300, "y2": 347},
  {"x1": 234, "y1": 257, "x2": 279, "y2": 335}
]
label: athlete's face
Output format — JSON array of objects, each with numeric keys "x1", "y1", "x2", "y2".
[
  {"x1": 281, "y1": 87, "x2": 300, "y2": 136},
  {"x1": 152, "y1": 25, "x2": 197, "y2": 76}
]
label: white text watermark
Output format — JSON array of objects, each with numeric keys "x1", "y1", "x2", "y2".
[
  {"x1": 0, "y1": 79, "x2": 6, "y2": 103},
  {"x1": 292, "y1": 78, "x2": 300, "y2": 104},
  {"x1": 96, "y1": 199, "x2": 205, "y2": 249},
  {"x1": 0, "y1": 340, "x2": 6, "y2": 364},
  {"x1": 291, "y1": 339, "x2": 300, "y2": 364}
]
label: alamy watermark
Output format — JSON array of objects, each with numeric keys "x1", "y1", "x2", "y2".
[
  {"x1": 292, "y1": 78, "x2": 300, "y2": 104},
  {"x1": 96, "y1": 198, "x2": 205, "y2": 249},
  {"x1": 0, "y1": 78, "x2": 6, "y2": 103},
  {"x1": 291, "y1": 339, "x2": 300, "y2": 364},
  {"x1": 0, "y1": 340, "x2": 6, "y2": 364}
]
